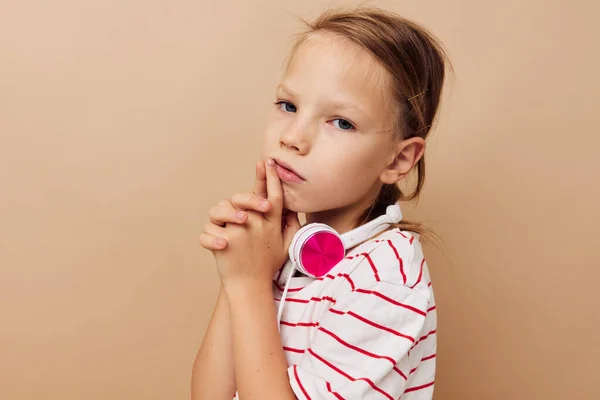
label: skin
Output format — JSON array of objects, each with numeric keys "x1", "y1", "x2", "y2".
[
  {"x1": 192, "y1": 31, "x2": 425, "y2": 400},
  {"x1": 262, "y1": 32, "x2": 422, "y2": 234}
]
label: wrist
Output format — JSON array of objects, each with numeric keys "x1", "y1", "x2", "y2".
[{"x1": 223, "y1": 279, "x2": 273, "y2": 304}]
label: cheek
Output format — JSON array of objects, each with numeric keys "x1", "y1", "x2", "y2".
[
  {"x1": 262, "y1": 115, "x2": 288, "y2": 147},
  {"x1": 337, "y1": 143, "x2": 385, "y2": 174},
  {"x1": 262, "y1": 127, "x2": 279, "y2": 153},
  {"x1": 316, "y1": 151, "x2": 379, "y2": 190}
]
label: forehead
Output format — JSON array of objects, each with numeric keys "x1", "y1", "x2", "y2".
[{"x1": 283, "y1": 31, "x2": 394, "y2": 116}]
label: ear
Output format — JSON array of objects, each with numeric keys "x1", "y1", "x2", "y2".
[{"x1": 380, "y1": 137, "x2": 426, "y2": 184}]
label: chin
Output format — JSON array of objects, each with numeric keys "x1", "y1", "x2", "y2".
[
  {"x1": 282, "y1": 190, "x2": 311, "y2": 213},
  {"x1": 282, "y1": 197, "x2": 300, "y2": 212}
]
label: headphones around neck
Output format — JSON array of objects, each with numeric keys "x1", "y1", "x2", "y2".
[{"x1": 276, "y1": 204, "x2": 403, "y2": 328}]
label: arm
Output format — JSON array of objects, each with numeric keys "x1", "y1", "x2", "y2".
[
  {"x1": 206, "y1": 159, "x2": 298, "y2": 399},
  {"x1": 225, "y1": 281, "x2": 296, "y2": 400},
  {"x1": 193, "y1": 159, "x2": 276, "y2": 399},
  {"x1": 191, "y1": 285, "x2": 236, "y2": 400}
]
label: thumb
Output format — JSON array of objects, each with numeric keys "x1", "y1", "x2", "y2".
[{"x1": 282, "y1": 211, "x2": 301, "y2": 250}]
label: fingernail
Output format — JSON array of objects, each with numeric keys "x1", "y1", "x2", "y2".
[
  {"x1": 236, "y1": 211, "x2": 245, "y2": 220},
  {"x1": 216, "y1": 237, "x2": 226, "y2": 247},
  {"x1": 262, "y1": 200, "x2": 270, "y2": 210},
  {"x1": 267, "y1": 158, "x2": 275, "y2": 166}
]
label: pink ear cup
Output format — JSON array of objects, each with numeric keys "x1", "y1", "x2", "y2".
[
  {"x1": 289, "y1": 223, "x2": 345, "y2": 278},
  {"x1": 299, "y1": 231, "x2": 345, "y2": 277}
]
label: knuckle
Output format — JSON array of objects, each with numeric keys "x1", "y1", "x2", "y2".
[
  {"x1": 199, "y1": 234, "x2": 211, "y2": 248},
  {"x1": 251, "y1": 193, "x2": 263, "y2": 203},
  {"x1": 229, "y1": 193, "x2": 242, "y2": 205}
]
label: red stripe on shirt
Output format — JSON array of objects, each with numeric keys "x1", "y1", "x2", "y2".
[
  {"x1": 394, "y1": 366, "x2": 408, "y2": 380},
  {"x1": 275, "y1": 296, "x2": 336, "y2": 304},
  {"x1": 307, "y1": 349, "x2": 394, "y2": 400},
  {"x1": 410, "y1": 259, "x2": 426, "y2": 289},
  {"x1": 355, "y1": 288, "x2": 426, "y2": 316},
  {"x1": 409, "y1": 355, "x2": 436, "y2": 375},
  {"x1": 427, "y1": 306, "x2": 436, "y2": 313},
  {"x1": 284, "y1": 346, "x2": 306, "y2": 354},
  {"x1": 326, "y1": 382, "x2": 345, "y2": 400},
  {"x1": 318, "y1": 327, "x2": 408, "y2": 381},
  {"x1": 275, "y1": 297, "x2": 310, "y2": 303},
  {"x1": 412, "y1": 329, "x2": 437, "y2": 348},
  {"x1": 281, "y1": 320, "x2": 319, "y2": 328},
  {"x1": 316, "y1": 273, "x2": 356, "y2": 290},
  {"x1": 293, "y1": 364, "x2": 312, "y2": 399},
  {"x1": 274, "y1": 282, "x2": 304, "y2": 293},
  {"x1": 386, "y1": 239, "x2": 407, "y2": 284},
  {"x1": 339, "y1": 273, "x2": 356, "y2": 290},
  {"x1": 344, "y1": 253, "x2": 380, "y2": 281},
  {"x1": 361, "y1": 252, "x2": 380, "y2": 281},
  {"x1": 404, "y1": 381, "x2": 434, "y2": 393},
  {"x1": 318, "y1": 327, "x2": 401, "y2": 369},
  {"x1": 329, "y1": 308, "x2": 415, "y2": 343}
]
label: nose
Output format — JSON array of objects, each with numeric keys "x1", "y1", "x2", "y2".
[{"x1": 280, "y1": 121, "x2": 313, "y2": 154}]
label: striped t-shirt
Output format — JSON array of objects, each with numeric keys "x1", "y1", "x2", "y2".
[{"x1": 236, "y1": 227, "x2": 436, "y2": 399}]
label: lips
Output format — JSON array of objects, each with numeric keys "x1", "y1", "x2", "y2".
[{"x1": 274, "y1": 159, "x2": 305, "y2": 183}]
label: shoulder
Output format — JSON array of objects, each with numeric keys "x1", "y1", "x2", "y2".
[{"x1": 344, "y1": 228, "x2": 432, "y2": 297}]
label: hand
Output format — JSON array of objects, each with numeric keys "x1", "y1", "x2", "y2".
[
  {"x1": 213, "y1": 158, "x2": 301, "y2": 289},
  {"x1": 199, "y1": 161, "x2": 272, "y2": 251}
]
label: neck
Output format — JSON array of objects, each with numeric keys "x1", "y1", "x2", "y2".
[
  {"x1": 304, "y1": 206, "x2": 360, "y2": 235},
  {"x1": 304, "y1": 186, "x2": 380, "y2": 235}
]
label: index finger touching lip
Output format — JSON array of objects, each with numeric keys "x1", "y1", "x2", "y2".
[
  {"x1": 253, "y1": 160, "x2": 268, "y2": 198},
  {"x1": 265, "y1": 158, "x2": 283, "y2": 219}
]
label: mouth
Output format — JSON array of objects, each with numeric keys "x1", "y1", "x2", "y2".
[{"x1": 273, "y1": 158, "x2": 306, "y2": 183}]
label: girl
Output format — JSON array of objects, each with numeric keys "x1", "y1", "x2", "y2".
[{"x1": 192, "y1": 7, "x2": 449, "y2": 400}]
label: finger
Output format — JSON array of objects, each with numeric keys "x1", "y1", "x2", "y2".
[
  {"x1": 199, "y1": 233, "x2": 228, "y2": 250},
  {"x1": 203, "y1": 221, "x2": 227, "y2": 236},
  {"x1": 282, "y1": 211, "x2": 301, "y2": 250},
  {"x1": 229, "y1": 192, "x2": 271, "y2": 213},
  {"x1": 209, "y1": 205, "x2": 248, "y2": 226},
  {"x1": 265, "y1": 158, "x2": 283, "y2": 221},
  {"x1": 253, "y1": 160, "x2": 268, "y2": 198}
]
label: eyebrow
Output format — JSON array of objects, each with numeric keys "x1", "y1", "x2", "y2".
[
  {"x1": 329, "y1": 102, "x2": 365, "y2": 115},
  {"x1": 276, "y1": 84, "x2": 368, "y2": 117},
  {"x1": 276, "y1": 84, "x2": 297, "y2": 98}
]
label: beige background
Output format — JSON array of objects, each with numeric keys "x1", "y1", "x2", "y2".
[{"x1": 1, "y1": 0, "x2": 599, "y2": 399}]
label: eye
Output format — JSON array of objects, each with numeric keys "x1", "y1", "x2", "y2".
[
  {"x1": 275, "y1": 101, "x2": 297, "y2": 113},
  {"x1": 332, "y1": 118, "x2": 355, "y2": 131}
]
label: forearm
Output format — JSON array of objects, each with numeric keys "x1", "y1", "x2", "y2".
[
  {"x1": 225, "y1": 282, "x2": 296, "y2": 400},
  {"x1": 191, "y1": 286, "x2": 236, "y2": 400}
]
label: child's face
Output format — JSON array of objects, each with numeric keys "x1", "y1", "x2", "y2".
[{"x1": 262, "y1": 32, "x2": 397, "y2": 214}]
